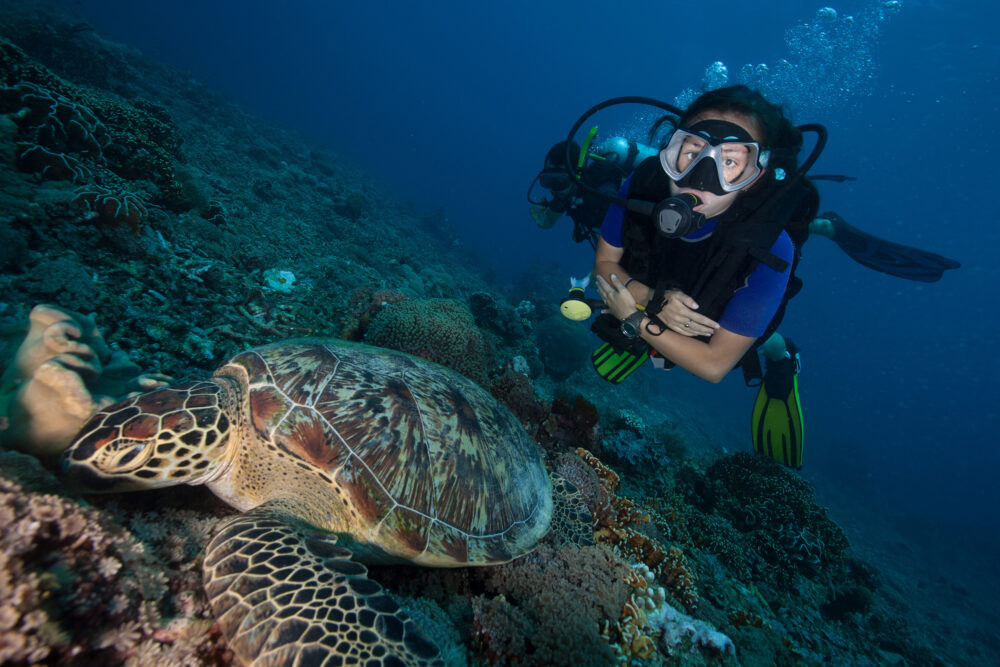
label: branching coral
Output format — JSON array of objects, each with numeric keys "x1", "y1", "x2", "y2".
[{"x1": 0, "y1": 304, "x2": 168, "y2": 460}]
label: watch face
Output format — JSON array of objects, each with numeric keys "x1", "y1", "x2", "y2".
[{"x1": 621, "y1": 312, "x2": 643, "y2": 338}]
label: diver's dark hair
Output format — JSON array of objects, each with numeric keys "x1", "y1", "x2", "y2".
[
  {"x1": 682, "y1": 85, "x2": 802, "y2": 174},
  {"x1": 545, "y1": 140, "x2": 581, "y2": 168}
]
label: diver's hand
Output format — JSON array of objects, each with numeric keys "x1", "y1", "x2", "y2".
[
  {"x1": 660, "y1": 289, "x2": 719, "y2": 337},
  {"x1": 595, "y1": 274, "x2": 640, "y2": 321}
]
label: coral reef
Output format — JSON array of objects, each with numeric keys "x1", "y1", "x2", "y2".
[
  {"x1": 0, "y1": 461, "x2": 230, "y2": 664},
  {"x1": 575, "y1": 448, "x2": 700, "y2": 613},
  {"x1": 0, "y1": 81, "x2": 109, "y2": 160},
  {"x1": 15, "y1": 142, "x2": 86, "y2": 181},
  {"x1": 538, "y1": 394, "x2": 601, "y2": 454},
  {"x1": 703, "y1": 452, "x2": 850, "y2": 582},
  {"x1": 488, "y1": 368, "x2": 545, "y2": 432},
  {"x1": 0, "y1": 7, "x2": 959, "y2": 665},
  {"x1": 340, "y1": 287, "x2": 410, "y2": 341}
]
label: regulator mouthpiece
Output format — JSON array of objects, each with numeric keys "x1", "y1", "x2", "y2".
[{"x1": 655, "y1": 193, "x2": 705, "y2": 238}]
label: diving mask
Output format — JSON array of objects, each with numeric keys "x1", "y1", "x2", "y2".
[
  {"x1": 538, "y1": 168, "x2": 572, "y2": 192},
  {"x1": 659, "y1": 119, "x2": 769, "y2": 195}
]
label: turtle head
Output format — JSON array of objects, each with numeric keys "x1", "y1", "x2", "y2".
[{"x1": 62, "y1": 378, "x2": 237, "y2": 492}]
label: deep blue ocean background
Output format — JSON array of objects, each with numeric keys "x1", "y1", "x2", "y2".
[{"x1": 64, "y1": 0, "x2": 998, "y2": 588}]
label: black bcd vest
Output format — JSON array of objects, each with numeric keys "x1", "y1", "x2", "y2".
[{"x1": 620, "y1": 157, "x2": 817, "y2": 383}]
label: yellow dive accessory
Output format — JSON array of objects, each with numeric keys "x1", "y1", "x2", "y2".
[
  {"x1": 560, "y1": 287, "x2": 594, "y2": 321},
  {"x1": 751, "y1": 345, "x2": 804, "y2": 468}
]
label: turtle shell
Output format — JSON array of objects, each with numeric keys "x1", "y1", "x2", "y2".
[{"x1": 216, "y1": 339, "x2": 552, "y2": 566}]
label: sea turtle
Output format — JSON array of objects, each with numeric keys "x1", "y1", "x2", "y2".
[{"x1": 62, "y1": 339, "x2": 578, "y2": 666}]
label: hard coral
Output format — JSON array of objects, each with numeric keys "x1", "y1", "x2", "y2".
[
  {"x1": 364, "y1": 297, "x2": 493, "y2": 385},
  {"x1": 340, "y1": 287, "x2": 409, "y2": 341},
  {"x1": 540, "y1": 395, "x2": 601, "y2": 454},
  {"x1": 488, "y1": 369, "x2": 544, "y2": 432},
  {"x1": 707, "y1": 452, "x2": 849, "y2": 576},
  {"x1": 0, "y1": 304, "x2": 168, "y2": 461}
]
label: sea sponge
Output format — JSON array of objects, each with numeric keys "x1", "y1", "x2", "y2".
[
  {"x1": 0, "y1": 304, "x2": 169, "y2": 461},
  {"x1": 364, "y1": 298, "x2": 493, "y2": 385}
]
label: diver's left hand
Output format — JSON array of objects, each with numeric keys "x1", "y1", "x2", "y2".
[{"x1": 595, "y1": 274, "x2": 638, "y2": 321}]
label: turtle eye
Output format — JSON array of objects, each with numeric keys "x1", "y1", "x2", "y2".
[{"x1": 104, "y1": 440, "x2": 154, "y2": 473}]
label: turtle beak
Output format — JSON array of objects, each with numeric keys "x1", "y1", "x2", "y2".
[{"x1": 61, "y1": 457, "x2": 118, "y2": 492}]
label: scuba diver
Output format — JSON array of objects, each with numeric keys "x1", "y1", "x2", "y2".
[{"x1": 548, "y1": 86, "x2": 958, "y2": 469}]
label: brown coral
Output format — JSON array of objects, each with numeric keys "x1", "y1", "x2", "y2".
[
  {"x1": 72, "y1": 184, "x2": 149, "y2": 231},
  {"x1": 473, "y1": 542, "x2": 630, "y2": 665}
]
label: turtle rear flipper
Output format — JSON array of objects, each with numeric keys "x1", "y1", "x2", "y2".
[{"x1": 204, "y1": 502, "x2": 443, "y2": 666}]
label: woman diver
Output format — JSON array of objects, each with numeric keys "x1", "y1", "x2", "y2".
[{"x1": 592, "y1": 85, "x2": 811, "y2": 384}]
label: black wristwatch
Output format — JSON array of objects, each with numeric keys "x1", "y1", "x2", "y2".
[{"x1": 620, "y1": 310, "x2": 646, "y2": 339}]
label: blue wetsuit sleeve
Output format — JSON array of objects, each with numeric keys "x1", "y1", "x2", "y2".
[
  {"x1": 598, "y1": 175, "x2": 631, "y2": 248},
  {"x1": 718, "y1": 231, "x2": 793, "y2": 338}
]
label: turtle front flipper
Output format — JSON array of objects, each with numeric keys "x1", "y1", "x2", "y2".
[
  {"x1": 546, "y1": 472, "x2": 594, "y2": 547},
  {"x1": 203, "y1": 502, "x2": 443, "y2": 666}
]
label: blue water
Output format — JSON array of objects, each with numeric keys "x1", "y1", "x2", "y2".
[{"x1": 68, "y1": 0, "x2": 998, "y2": 560}]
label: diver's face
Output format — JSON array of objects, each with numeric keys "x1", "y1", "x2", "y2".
[{"x1": 669, "y1": 110, "x2": 764, "y2": 219}]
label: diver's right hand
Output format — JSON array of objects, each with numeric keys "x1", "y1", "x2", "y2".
[{"x1": 660, "y1": 289, "x2": 720, "y2": 337}]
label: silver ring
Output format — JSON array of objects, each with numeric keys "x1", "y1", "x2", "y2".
[{"x1": 684, "y1": 320, "x2": 691, "y2": 328}]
